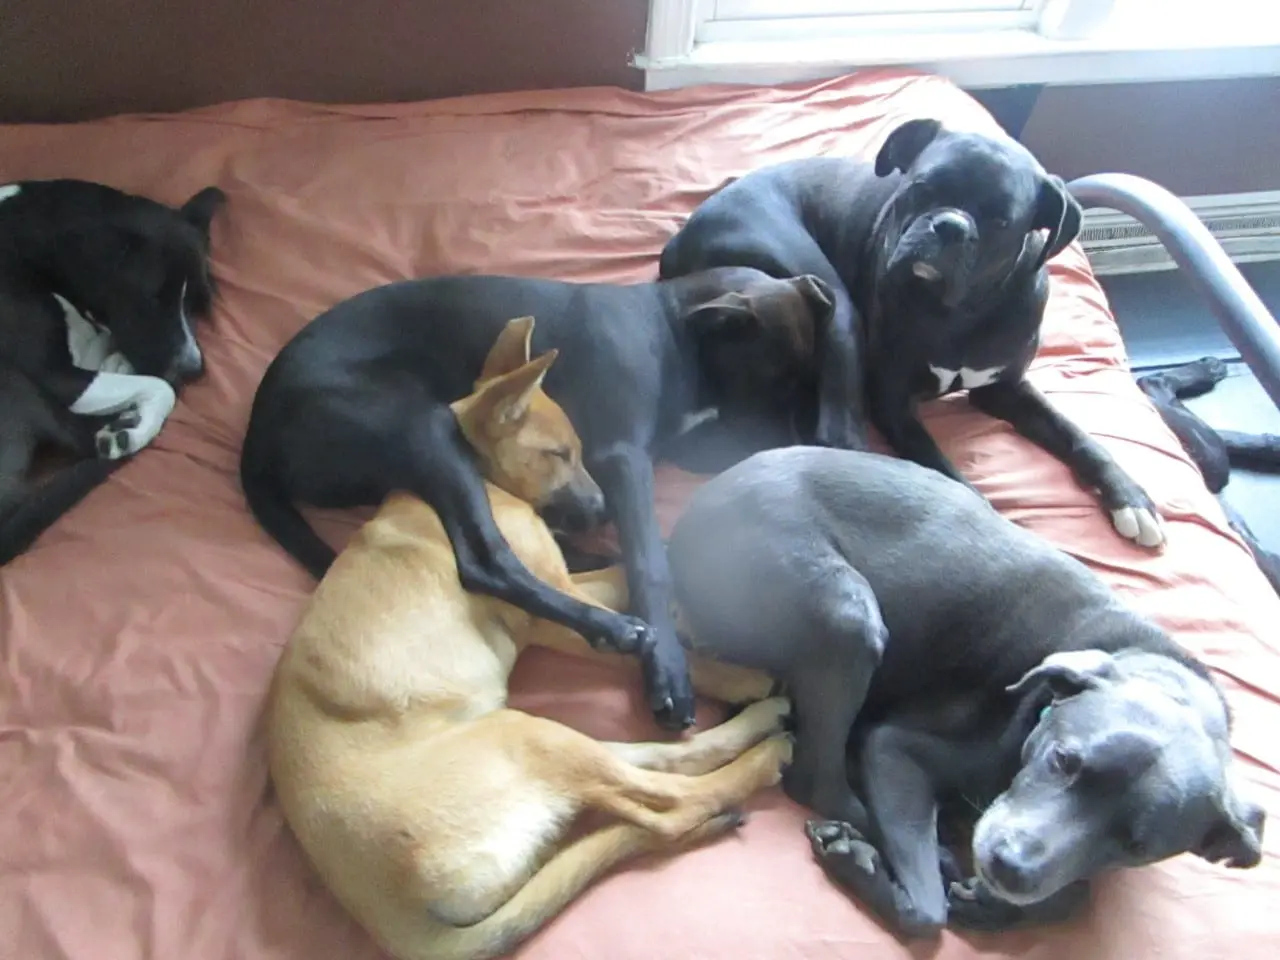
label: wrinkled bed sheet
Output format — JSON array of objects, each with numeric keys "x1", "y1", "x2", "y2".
[{"x1": 1, "y1": 69, "x2": 1277, "y2": 960}]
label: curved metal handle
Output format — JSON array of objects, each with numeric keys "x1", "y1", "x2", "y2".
[{"x1": 1067, "y1": 172, "x2": 1280, "y2": 410}]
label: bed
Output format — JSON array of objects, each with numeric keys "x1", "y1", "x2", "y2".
[{"x1": 1, "y1": 68, "x2": 1277, "y2": 960}]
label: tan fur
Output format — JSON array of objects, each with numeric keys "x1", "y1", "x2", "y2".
[{"x1": 267, "y1": 317, "x2": 789, "y2": 960}]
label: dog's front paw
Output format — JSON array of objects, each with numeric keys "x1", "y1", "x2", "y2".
[
  {"x1": 640, "y1": 634, "x2": 697, "y2": 730},
  {"x1": 946, "y1": 877, "x2": 1015, "y2": 930},
  {"x1": 1101, "y1": 473, "x2": 1165, "y2": 550},
  {"x1": 806, "y1": 820, "x2": 880, "y2": 876},
  {"x1": 947, "y1": 877, "x2": 1088, "y2": 932},
  {"x1": 95, "y1": 407, "x2": 143, "y2": 460}
]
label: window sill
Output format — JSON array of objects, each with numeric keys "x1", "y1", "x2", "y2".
[{"x1": 636, "y1": 26, "x2": 1280, "y2": 91}]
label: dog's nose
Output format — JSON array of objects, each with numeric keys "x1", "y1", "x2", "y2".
[
  {"x1": 931, "y1": 211, "x2": 971, "y2": 244},
  {"x1": 165, "y1": 344, "x2": 205, "y2": 383},
  {"x1": 985, "y1": 836, "x2": 1043, "y2": 895}
]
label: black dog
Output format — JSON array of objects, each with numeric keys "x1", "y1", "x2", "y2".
[
  {"x1": 667, "y1": 446, "x2": 1264, "y2": 936},
  {"x1": 0, "y1": 180, "x2": 225, "y2": 565},
  {"x1": 239, "y1": 267, "x2": 832, "y2": 729},
  {"x1": 660, "y1": 118, "x2": 1164, "y2": 551},
  {"x1": 1137, "y1": 357, "x2": 1280, "y2": 592}
]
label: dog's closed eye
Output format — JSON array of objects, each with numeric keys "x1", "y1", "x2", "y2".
[{"x1": 1047, "y1": 744, "x2": 1082, "y2": 777}]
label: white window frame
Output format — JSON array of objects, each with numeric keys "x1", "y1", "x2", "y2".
[{"x1": 636, "y1": 0, "x2": 1280, "y2": 91}]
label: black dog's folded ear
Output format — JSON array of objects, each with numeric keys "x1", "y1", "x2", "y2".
[
  {"x1": 684, "y1": 291, "x2": 758, "y2": 338},
  {"x1": 875, "y1": 118, "x2": 943, "y2": 177},
  {"x1": 1195, "y1": 782, "x2": 1265, "y2": 869},
  {"x1": 181, "y1": 186, "x2": 227, "y2": 239},
  {"x1": 1031, "y1": 175, "x2": 1083, "y2": 271},
  {"x1": 789, "y1": 274, "x2": 835, "y2": 335},
  {"x1": 1007, "y1": 649, "x2": 1117, "y2": 699}
]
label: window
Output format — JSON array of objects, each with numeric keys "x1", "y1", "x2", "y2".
[
  {"x1": 638, "y1": 0, "x2": 1280, "y2": 90},
  {"x1": 698, "y1": 1, "x2": 1047, "y2": 45}
]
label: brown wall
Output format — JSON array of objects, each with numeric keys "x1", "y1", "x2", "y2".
[
  {"x1": 1, "y1": 0, "x2": 1275, "y2": 193},
  {"x1": 1022, "y1": 78, "x2": 1280, "y2": 195},
  {"x1": 0, "y1": 0, "x2": 648, "y2": 123}
]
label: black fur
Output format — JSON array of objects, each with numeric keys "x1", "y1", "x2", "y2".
[
  {"x1": 659, "y1": 120, "x2": 1160, "y2": 546},
  {"x1": 0, "y1": 179, "x2": 225, "y2": 565},
  {"x1": 238, "y1": 267, "x2": 831, "y2": 730},
  {"x1": 1136, "y1": 357, "x2": 1280, "y2": 593}
]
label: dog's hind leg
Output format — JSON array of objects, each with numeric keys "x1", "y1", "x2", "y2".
[
  {"x1": 1138, "y1": 357, "x2": 1229, "y2": 400},
  {"x1": 1137, "y1": 365, "x2": 1231, "y2": 492},
  {"x1": 404, "y1": 815, "x2": 745, "y2": 960},
  {"x1": 604, "y1": 696, "x2": 791, "y2": 774},
  {"x1": 1220, "y1": 430, "x2": 1280, "y2": 471}
]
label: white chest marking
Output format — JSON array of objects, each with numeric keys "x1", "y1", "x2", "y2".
[
  {"x1": 56, "y1": 294, "x2": 134, "y2": 374},
  {"x1": 929, "y1": 363, "x2": 1005, "y2": 394},
  {"x1": 0, "y1": 183, "x2": 21, "y2": 203}
]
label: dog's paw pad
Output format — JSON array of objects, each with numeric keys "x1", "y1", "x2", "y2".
[
  {"x1": 95, "y1": 425, "x2": 131, "y2": 460},
  {"x1": 1111, "y1": 506, "x2": 1165, "y2": 548}
]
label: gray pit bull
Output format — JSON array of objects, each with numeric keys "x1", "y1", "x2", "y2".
[{"x1": 667, "y1": 447, "x2": 1265, "y2": 936}]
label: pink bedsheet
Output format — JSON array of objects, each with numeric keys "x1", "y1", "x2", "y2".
[{"x1": 1, "y1": 69, "x2": 1277, "y2": 960}]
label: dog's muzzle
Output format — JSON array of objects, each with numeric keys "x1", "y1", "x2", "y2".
[
  {"x1": 541, "y1": 479, "x2": 607, "y2": 535},
  {"x1": 164, "y1": 338, "x2": 204, "y2": 383}
]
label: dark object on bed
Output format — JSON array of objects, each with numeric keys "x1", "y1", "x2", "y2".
[{"x1": 1136, "y1": 358, "x2": 1280, "y2": 593}]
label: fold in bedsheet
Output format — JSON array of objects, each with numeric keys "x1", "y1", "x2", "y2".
[{"x1": 1, "y1": 69, "x2": 1277, "y2": 960}]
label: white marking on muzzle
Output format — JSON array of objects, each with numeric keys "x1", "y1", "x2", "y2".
[{"x1": 0, "y1": 183, "x2": 21, "y2": 203}]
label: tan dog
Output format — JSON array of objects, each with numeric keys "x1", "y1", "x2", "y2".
[{"x1": 267, "y1": 316, "x2": 792, "y2": 960}]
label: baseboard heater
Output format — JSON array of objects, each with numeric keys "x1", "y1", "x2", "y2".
[{"x1": 1080, "y1": 190, "x2": 1280, "y2": 277}]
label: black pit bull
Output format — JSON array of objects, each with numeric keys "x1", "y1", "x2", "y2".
[
  {"x1": 660, "y1": 118, "x2": 1164, "y2": 551},
  {"x1": 239, "y1": 267, "x2": 832, "y2": 729},
  {"x1": 0, "y1": 179, "x2": 225, "y2": 565},
  {"x1": 667, "y1": 446, "x2": 1265, "y2": 936}
]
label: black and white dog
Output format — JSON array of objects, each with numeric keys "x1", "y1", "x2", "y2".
[{"x1": 0, "y1": 179, "x2": 225, "y2": 565}]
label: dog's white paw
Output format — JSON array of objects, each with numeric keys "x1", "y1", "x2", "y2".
[{"x1": 1111, "y1": 506, "x2": 1165, "y2": 549}]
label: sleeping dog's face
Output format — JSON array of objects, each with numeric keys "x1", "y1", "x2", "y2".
[
  {"x1": 872, "y1": 119, "x2": 1082, "y2": 309},
  {"x1": 20, "y1": 181, "x2": 226, "y2": 383},
  {"x1": 971, "y1": 649, "x2": 1265, "y2": 906},
  {"x1": 681, "y1": 271, "x2": 832, "y2": 443}
]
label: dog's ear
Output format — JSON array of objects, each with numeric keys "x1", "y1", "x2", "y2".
[
  {"x1": 875, "y1": 118, "x2": 943, "y2": 177},
  {"x1": 478, "y1": 316, "x2": 537, "y2": 382},
  {"x1": 180, "y1": 186, "x2": 227, "y2": 240},
  {"x1": 1031, "y1": 175, "x2": 1083, "y2": 271},
  {"x1": 789, "y1": 275, "x2": 835, "y2": 322},
  {"x1": 1194, "y1": 779, "x2": 1265, "y2": 869},
  {"x1": 683, "y1": 292, "x2": 758, "y2": 339},
  {"x1": 457, "y1": 347, "x2": 559, "y2": 431},
  {"x1": 1007, "y1": 649, "x2": 1118, "y2": 699}
]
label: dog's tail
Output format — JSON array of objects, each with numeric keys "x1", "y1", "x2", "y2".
[
  {"x1": 396, "y1": 813, "x2": 741, "y2": 960},
  {"x1": 0, "y1": 458, "x2": 122, "y2": 566},
  {"x1": 239, "y1": 451, "x2": 336, "y2": 581}
]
